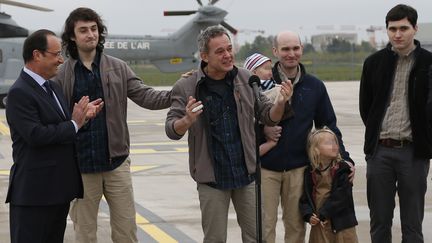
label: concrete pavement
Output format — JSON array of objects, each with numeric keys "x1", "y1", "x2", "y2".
[{"x1": 0, "y1": 81, "x2": 431, "y2": 243}]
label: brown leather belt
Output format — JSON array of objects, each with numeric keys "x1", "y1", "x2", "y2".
[{"x1": 379, "y1": 138, "x2": 411, "y2": 148}]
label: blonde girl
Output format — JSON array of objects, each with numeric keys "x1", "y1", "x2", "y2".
[{"x1": 299, "y1": 127, "x2": 358, "y2": 243}]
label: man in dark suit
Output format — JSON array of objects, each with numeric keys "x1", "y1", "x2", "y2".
[{"x1": 5, "y1": 29, "x2": 102, "y2": 243}]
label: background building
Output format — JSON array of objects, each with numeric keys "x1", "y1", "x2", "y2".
[{"x1": 311, "y1": 33, "x2": 358, "y2": 52}]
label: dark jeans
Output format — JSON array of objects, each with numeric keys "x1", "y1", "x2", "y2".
[{"x1": 367, "y1": 144, "x2": 429, "y2": 243}]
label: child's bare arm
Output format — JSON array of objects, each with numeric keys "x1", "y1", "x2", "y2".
[{"x1": 259, "y1": 140, "x2": 277, "y2": 156}]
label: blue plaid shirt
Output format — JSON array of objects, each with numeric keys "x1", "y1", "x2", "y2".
[
  {"x1": 203, "y1": 76, "x2": 254, "y2": 190},
  {"x1": 73, "y1": 52, "x2": 126, "y2": 173}
]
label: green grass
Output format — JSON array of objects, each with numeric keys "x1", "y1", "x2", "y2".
[
  {"x1": 130, "y1": 54, "x2": 368, "y2": 86},
  {"x1": 304, "y1": 63, "x2": 363, "y2": 81},
  {"x1": 130, "y1": 64, "x2": 185, "y2": 86},
  {"x1": 301, "y1": 51, "x2": 369, "y2": 81}
]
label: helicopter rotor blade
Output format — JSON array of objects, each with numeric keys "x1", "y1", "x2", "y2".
[
  {"x1": 209, "y1": 0, "x2": 219, "y2": 5},
  {"x1": 221, "y1": 21, "x2": 238, "y2": 35},
  {"x1": 197, "y1": 0, "x2": 203, "y2": 6},
  {"x1": 164, "y1": 10, "x2": 197, "y2": 16},
  {"x1": 0, "y1": 0, "x2": 53, "y2": 11}
]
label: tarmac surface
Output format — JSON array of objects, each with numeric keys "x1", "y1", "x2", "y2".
[{"x1": 0, "y1": 81, "x2": 431, "y2": 243}]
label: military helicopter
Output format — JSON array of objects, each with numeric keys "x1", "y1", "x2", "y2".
[
  {"x1": 0, "y1": 0, "x2": 54, "y2": 108},
  {"x1": 0, "y1": 0, "x2": 237, "y2": 108},
  {"x1": 104, "y1": 0, "x2": 237, "y2": 72}
]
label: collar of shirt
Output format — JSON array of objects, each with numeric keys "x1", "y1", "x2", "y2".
[
  {"x1": 277, "y1": 63, "x2": 301, "y2": 86},
  {"x1": 23, "y1": 66, "x2": 47, "y2": 87},
  {"x1": 24, "y1": 66, "x2": 67, "y2": 119},
  {"x1": 392, "y1": 44, "x2": 417, "y2": 57},
  {"x1": 76, "y1": 50, "x2": 101, "y2": 70}
]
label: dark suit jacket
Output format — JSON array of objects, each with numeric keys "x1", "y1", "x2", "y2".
[{"x1": 5, "y1": 70, "x2": 83, "y2": 206}]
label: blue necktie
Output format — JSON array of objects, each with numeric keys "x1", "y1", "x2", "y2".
[
  {"x1": 43, "y1": 81, "x2": 66, "y2": 118},
  {"x1": 43, "y1": 81, "x2": 55, "y2": 99}
]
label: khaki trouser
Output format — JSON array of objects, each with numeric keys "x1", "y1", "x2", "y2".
[
  {"x1": 198, "y1": 182, "x2": 257, "y2": 243},
  {"x1": 261, "y1": 166, "x2": 307, "y2": 243},
  {"x1": 309, "y1": 223, "x2": 358, "y2": 243},
  {"x1": 70, "y1": 158, "x2": 137, "y2": 243}
]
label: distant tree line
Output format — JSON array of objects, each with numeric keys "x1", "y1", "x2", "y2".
[
  {"x1": 236, "y1": 35, "x2": 376, "y2": 61},
  {"x1": 132, "y1": 35, "x2": 379, "y2": 85},
  {"x1": 326, "y1": 38, "x2": 376, "y2": 53},
  {"x1": 235, "y1": 35, "x2": 377, "y2": 81}
]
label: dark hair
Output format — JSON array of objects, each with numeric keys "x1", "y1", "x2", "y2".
[
  {"x1": 385, "y1": 4, "x2": 417, "y2": 28},
  {"x1": 22, "y1": 29, "x2": 56, "y2": 63},
  {"x1": 61, "y1": 7, "x2": 107, "y2": 59}
]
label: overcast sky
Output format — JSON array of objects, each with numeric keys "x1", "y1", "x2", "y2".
[{"x1": 2, "y1": 0, "x2": 432, "y2": 44}]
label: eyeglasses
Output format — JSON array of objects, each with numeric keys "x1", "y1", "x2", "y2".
[{"x1": 44, "y1": 50, "x2": 63, "y2": 58}]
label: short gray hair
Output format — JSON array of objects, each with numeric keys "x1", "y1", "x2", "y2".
[{"x1": 197, "y1": 26, "x2": 230, "y2": 53}]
